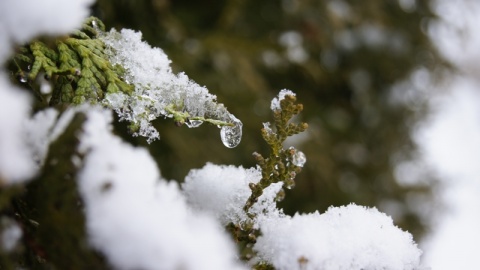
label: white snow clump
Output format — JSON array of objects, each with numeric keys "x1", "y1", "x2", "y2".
[
  {"x1": 101, "y1": 29, "x2": 240, "y2": 143},
  {"x1": 77, "y1": 107, "x2": 245, "y2": 270},
  {"x1": 0, "y1": 75, "x2": 36, "y2": 183},
  {"x1": 183, "y1": 163, "x2": 284, "y2": 227},
  {"x1": 254, "y1": 204, "x2": 423, "y2": 270},
  {"x1": 271, "y1": 89, "x2": 296, "y2": 111},
  {"x1": 0, "y1": 0, "x2": 94, "y2": 61}
]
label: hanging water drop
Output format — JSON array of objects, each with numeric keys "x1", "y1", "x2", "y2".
[
  {"x1": 292, "y1": 150, "x2": 306, "y2": 167},
  {"x1": 185, "y1": 119, "x2": 203, "y2": 128},
  {"x1": 220, "y1": 115, "x2": 242, "y2": 148}
]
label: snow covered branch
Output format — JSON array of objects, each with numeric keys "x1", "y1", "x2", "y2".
[{"x1": 0, "y1": 3, "x2": 426, "y2": 270}]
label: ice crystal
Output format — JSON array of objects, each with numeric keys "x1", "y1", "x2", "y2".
[
  {"x1": 291, "y1": 148, "x2": 306, "y2": 167},
  {"x1": 270, "y1": 89, "x2": 296, "y2": 111}
]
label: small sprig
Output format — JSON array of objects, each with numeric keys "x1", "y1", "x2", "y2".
[{"x1": 245, "y1": 93, "x2": 308, "y2": 215}]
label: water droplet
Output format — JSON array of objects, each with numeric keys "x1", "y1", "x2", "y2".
[
  {"x1": 220, "y1": 115, "x2": 242, "y2": 148},
  {"x1": 185, "y1": 119, "x2": 203, "y2": 128},
  {"x1": 19, "y1": 76, "x2": 27, "y2": 83},
  {"x1": 292, "y1": 151, "x2": 306, "y2": 167}
]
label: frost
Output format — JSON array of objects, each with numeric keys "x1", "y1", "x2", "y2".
[
  {"x1": 77, "y1": 107, "x2": 245, "y2": 270},
  {"x1": 291, "y1": 149, "x2": 306, "y2": 167},
  {"x1": 262, "y1": 122, "x2": 274, "y2": 135},
  {"x1": 254, "y1": 204, "x2": 422, "y2": 270},
  {"x1": 271, "y1": 89, "x2": 296, "y2": 111},
  {"x1": 100, "y1": 29, "x2": 241, "y2": 144}
]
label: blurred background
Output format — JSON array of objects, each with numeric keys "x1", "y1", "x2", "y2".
[{"x1": 91, "y1": 0, "x2": 479, "y2": 268}]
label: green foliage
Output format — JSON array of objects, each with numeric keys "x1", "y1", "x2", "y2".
[
  {"x1": 227, "y1": 94, "x2": 307, "y2": 264},
  {"x1": 11, "y1": 17, "x2": 132, "y2": 107},
  {"x1": 246, "y1": 94, "x2": 307, "y2": 213}
]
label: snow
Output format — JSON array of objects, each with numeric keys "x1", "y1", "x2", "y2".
[
  {"x1": 101, "y1": 29, "x2": 241, "y2": 143},
  {"x1": 0, "y1": 0, "x2": 94, "y2": 183},
  {"x1": 24, "y1": 108, "x2": 59, "y2": 165},
  {"x1": 182, "y1": 163, "x2": 263, "y2": 226},
  {"x1": 0, "y1": 0, "x2": 94, "y2": 61},
  {"x1": 0, "y1": 75, "x2": 36, "y2": 183},
  {"x1": 270, "y1": 89, "x2": 295, "y2": 111},
  {"x1": 254, "y1": 204, "x2": 423, "y2": 270},
  {"x1": 76, "y1": 107, "x2": 245, "y2": 270}
]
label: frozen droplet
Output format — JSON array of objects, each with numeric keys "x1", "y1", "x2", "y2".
[
  {"x1": 292, "y1": 151, "x2": 306, "y2": 167},
  {"x1": 185, "y1": 119, "x2": 203, "y2": 128},
  {"x1": 18, "y1": 75, "x2": 27, "y2": 83},
  {"x1": 147, "y1": 113, "x2": 156, "y2": 121},
  {"x1": 263, "y1": 122, "x2": 274, "y2": 135},
  {"x1": 220, "y1": 115, "x2": 242, "y2": 148}
]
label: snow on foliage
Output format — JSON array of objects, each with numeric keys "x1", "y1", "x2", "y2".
[
  {"x1": 183, "y1": 163, "x2": 284, "y2": 227},
  {"x1": 182, "y1": 162, "x2": 423, "y2": 269},
  {"x1": 254, "y1": 204, "x2": 423, "y2": 270},
  {"x1": 270, "y1": 89, "x2": 296, "y2": 111},
  {"x1": 77, "y1": 107, "x2": 245, "y2": 270},
  {"x1": 101, "y1": 29, "x2": 242, "y2": 144}
]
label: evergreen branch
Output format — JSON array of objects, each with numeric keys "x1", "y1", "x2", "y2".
[{"x1": 245, "y1": 94, "x2": 308, "y2": 215}]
